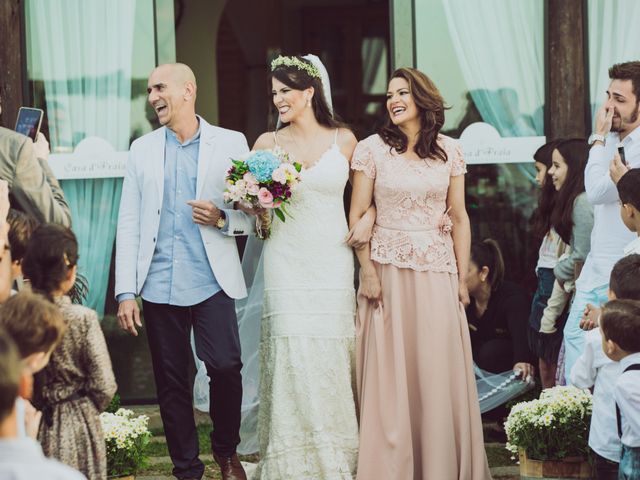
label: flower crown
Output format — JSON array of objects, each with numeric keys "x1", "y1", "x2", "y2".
[{"x1": 270, "y1": 55, "x2": 321, "y2": 79}]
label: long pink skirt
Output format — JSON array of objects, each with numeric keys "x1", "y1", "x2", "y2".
[{"x1": 356, "y1": 262, "x2": 491, "y2": 480}]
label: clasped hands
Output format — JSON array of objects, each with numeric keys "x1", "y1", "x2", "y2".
[{"x1": 579, "y1": 303, "x2": 600, "y2": 331}]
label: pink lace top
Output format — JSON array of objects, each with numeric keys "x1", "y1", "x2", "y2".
[{"x1": 351, "y1": 134, "x2": 466, "y2": 273}]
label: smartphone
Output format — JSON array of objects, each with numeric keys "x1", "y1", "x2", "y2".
[
  {"x1": 14, "y1": 107, "x2": 44, "y2": 141},
  {"x1": 618, "y1": 144, "x2": 627, "y2": 166}
]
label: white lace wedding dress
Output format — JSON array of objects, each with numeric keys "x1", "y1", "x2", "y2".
[{"x1": 253, "y1": 133, "x2": 358, "y2": 479}]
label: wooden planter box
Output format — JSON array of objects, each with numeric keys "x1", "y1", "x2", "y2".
[{"x1": 519, "y1": 448, "x2": 591, "y2": 479}]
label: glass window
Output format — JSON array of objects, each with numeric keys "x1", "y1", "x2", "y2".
[
  {"x1": 25, "y1": 0, "x2": 175, "y2": 402},
  {"x1": 414, "y1": 0, "x2": 545, "y2": 286}
]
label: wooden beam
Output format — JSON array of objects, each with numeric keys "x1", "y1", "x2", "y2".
[
  {"x1": 546, "y1": 0, "x2": 590, "y2": 139},
  {"x1": 0, "y1": 0, "x2": 25, "y2": 129}
]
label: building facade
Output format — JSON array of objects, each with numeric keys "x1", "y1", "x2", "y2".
[{"x1": 0, "y1": 0, "x2": 639, "y2": 400}]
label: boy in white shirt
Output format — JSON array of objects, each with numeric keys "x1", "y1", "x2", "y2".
[
  {"x1": 571, "y1": 255, "x2": 640, "y2": 479},
  {"x1": 600, "y1": 299, "x2": 640, "y2": 480}
]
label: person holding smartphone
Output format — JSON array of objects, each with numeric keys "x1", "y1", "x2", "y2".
[
  {"x1": 610, "y1": 144, "x2": 631, "y2": 184},
  {"x1": 561, "y1": 61, "x2": 640, "y2": 383},
  {"x1": 0, "y1": 96, "x2": 71, "y2": 227}
]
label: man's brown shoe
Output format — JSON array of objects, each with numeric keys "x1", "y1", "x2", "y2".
[{"x1": 213, "y1": 452, "x2": 247, "y2": 480}]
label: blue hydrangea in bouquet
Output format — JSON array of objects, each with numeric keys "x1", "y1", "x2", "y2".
[{"x1": 224, "y1": 147, "x2": 302, "y2": 239}]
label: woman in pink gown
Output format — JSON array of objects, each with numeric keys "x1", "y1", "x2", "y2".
[{"x1": 349, "y1": 67, "x2": 491, "y2": 480}]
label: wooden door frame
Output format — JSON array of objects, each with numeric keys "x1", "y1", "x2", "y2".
[{"x1": 0, "y1": 0, "x2": 27, "y2": 129}]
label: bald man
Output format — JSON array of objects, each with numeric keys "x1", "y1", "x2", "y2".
[{"x1": 115, "y1": 63, "x2": 253, "y2": 480}]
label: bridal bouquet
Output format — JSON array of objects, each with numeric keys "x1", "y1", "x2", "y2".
[{"x1": 224, "y1": 147, "x2": 302, "y2": 239}]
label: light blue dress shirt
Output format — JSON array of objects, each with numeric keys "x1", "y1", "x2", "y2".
[{"x1": 137, "y1": 125, "x2": 221, "y2": 306}]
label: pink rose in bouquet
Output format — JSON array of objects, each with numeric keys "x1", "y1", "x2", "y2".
[{"x1": 224, "y1": 147, "x2": 302, "y2": 239}]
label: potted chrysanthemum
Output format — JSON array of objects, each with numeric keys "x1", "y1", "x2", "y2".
[
  {"x1": 100, "y1": 408, "x2": 151, "y2": 479},
  {"x1": 504, "y1": 386, "x2": 592, "y2": 479}
]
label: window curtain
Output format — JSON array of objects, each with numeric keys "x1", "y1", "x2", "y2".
[
  {"x1": 440, "y1": 0, "x2": 544, "y2": 408},
  {"x1": 442, "y1": 0, "x2": 545, "y2": 138},
  {"x1": 27, "y1": 0, "x2": 136, "y2": 316},
  {"x1": 588, "y1": 0, "x2": 640, "y2": 118}
]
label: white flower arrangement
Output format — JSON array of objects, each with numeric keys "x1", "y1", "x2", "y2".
[
  {"x1": 100, "y1": 408, "x2": 151, "y2": 477},
  {"x1": 504, "y1": 386, "x2": 592, "y2": 461}
]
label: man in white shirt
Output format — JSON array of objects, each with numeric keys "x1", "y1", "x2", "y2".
[
  {"x1": 599, "y1": 299, "x2": 640, "y2": 479},
  {"x1": 564, "y1": 61, "x2": 640, "y2": 382},
  {"x1": 0, "y1": 331, "x2": 85, "y2": 480}
]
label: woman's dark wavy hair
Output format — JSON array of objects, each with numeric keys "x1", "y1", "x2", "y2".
[
  {"x1": 530, "y1": 140, "x2": 559, "y2": 239},
  {"x1": 549, "y1": 138, "x2": 589, "y2": 245},
  {"x1": 470, "y1": 238, "x2": 505, "y2": 291},
  {"x1": 21, "y1": 224, "x2": 79, "y2": 302},
  {"x1": 379, "y1": 67, "x2": 449, "y2": 162},
  {"x1": 268, "y1": 55, "x2": 346, "y2": 131}
]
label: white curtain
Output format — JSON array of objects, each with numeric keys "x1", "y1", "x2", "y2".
[
  {"x1": 442, "y1": 0, "x2": 542, "y2": 408},
  {"x1": 588, "y1": 0, "x2": 640, "y2": 118},
  {"x1": 27, "y1": 0, "x2": 136, "y2": 316},
  {"x1": 442, "y1": 0, "x2": 545, "y2": 137}
]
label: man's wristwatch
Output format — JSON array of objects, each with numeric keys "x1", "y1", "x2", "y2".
[
  {"x1": 215, "y1": 210, "x2": 227, "y2": 229},
  {"x1": 588, "y1": 133, "x2": 606, "y2": 145}
]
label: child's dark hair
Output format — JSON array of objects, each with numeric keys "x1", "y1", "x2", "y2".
[
  {"x1": 0, "y1": 291, "x2": 66, "y2": 358},
  {"x1": 610, "y1": 254, "x2": 640, "y2": 300},
  {"x1": 600, "y1": 299, "x2": 640, "y2": 353},
  {"x1": 549, "y1": 138, "x2": 589, "y2": 244},
  {"x1": 7, "y1": 209, "x2": 38, "y2": 265},
  {"x1": 530, "y1": 140, "x2": 558, "y2": 239},
  {"x1": 21, "y1": 224, "x2": 78, "y2": 301},
  {"x1": 470, "y1": 238, "x2": 505, "y2": 290},
  {"x1": 617, "y1": 168, "x2": 640, "y2": 211}
]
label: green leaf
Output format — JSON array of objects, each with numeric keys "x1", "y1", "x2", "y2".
[
  {"x1": 274, "y1": 208, "x2": 285, "y2": 222},
  {"x1": 280, "y1": 203, "x2": 294, "y2": 220},
  {"x1": 294, "y1": 162, "x2": 302, "y2": 172}
]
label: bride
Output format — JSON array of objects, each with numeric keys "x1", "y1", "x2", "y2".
[{"x1": 247, "y1": 54, "x2": 363, "y2": 479}]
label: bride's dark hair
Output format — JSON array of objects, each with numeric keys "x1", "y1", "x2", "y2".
[
  {"x1": 268, "y1": 55, "x2": 346, "y2": 130},
  {"x1": 379, "y1": 67, "x2": 449, "y2": 162}
]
